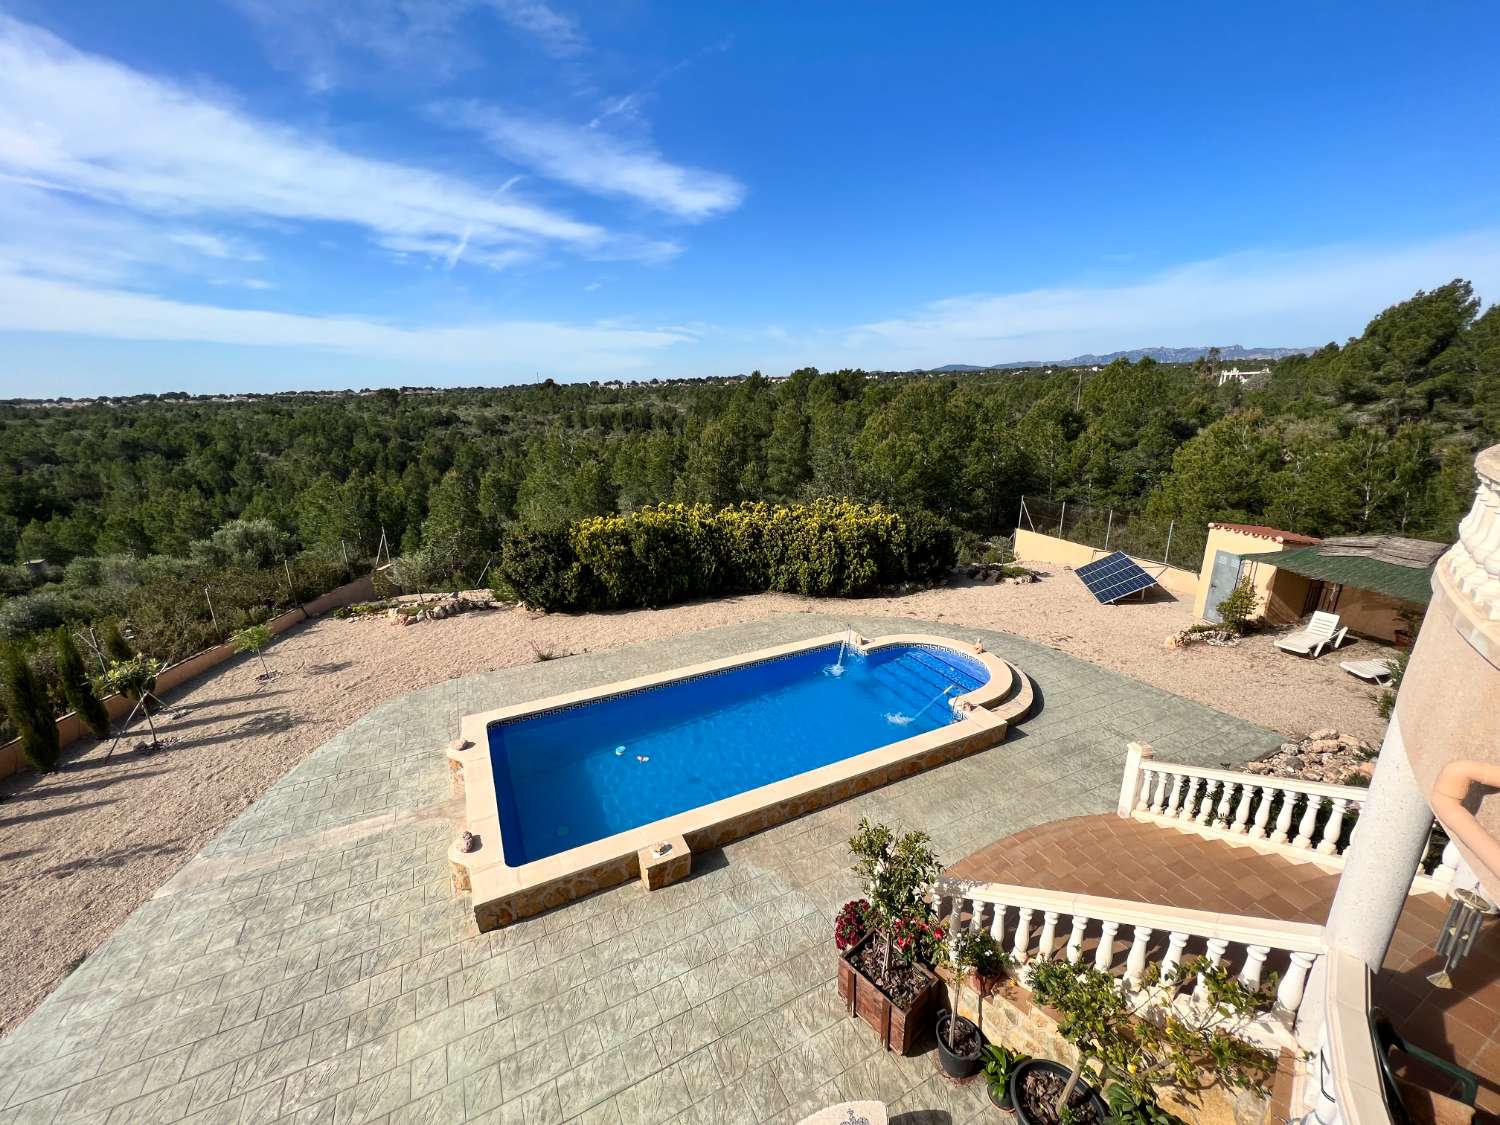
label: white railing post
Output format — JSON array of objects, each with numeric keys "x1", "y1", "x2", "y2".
[
  {"x1": 1277, "y1": 951, "x2": 1317, "y2": 1018},
  {"x1": 1240, "y1": 945, "x2": 1271, "y2": 991},
  {"x1": 1037, "y1": 911, "x2": 1060, "y2": 962},
  {"x1": 1214, "y1": 781, "x2": 1237, "y2": 828},
  {"x1": 989, "y1": 902, "x2": 1007, "y2": 947},
  {"x1": 1293, "y1": 795, "x2": 1322, "y2": 849},
  {"x1": 1250, "y1": 786, "x2": 1275, "y2": 839},
  {"x1": 1166, "y1": 773, "x2": 1185, "y2": 817},
  {"x1": 1012, "y1": 908, "x2": 1034, "y2": 964},
  {"x1": 1150, "y1": 770, "x2": 1170, "y2": 814},
  {"x1": 1197, "y1": 780, "x2": 1222, "y2": 826},
  {"x1": 1270, "y1": 792, "x2": 1297, "y2": 845},
  {"x1": 1118, "y1": 741, "x2": 1153, "y2": 817},
  {"x1": 1318, "y1": 799, "x2": 1349, "y2": 854},
  {"x1": 1066, "y1": 915, "x2": 1088, "y2": 963},
  {"x1": 1161, "y1": 930, "x2": 1190, "y2": 978},
  {"x1": 1194, "y1": 938, "x2": 1229, "y2": 1004},
  {"x1": 1094, "y1": 920, "x2": 1120, "y2": 971},
  {"x1": 1125, "y1": 925, "x2": 1152, "y2": 986},
  {"x1": 1178, "y1": 776, "x2": 1204, "y2": 821},
  {"x1": 1432, "y1": 839, "x2": 1460, "y2": 887},
  {"x1": 1232, "y1": 782, "x2": 1255, "y2": 833}
]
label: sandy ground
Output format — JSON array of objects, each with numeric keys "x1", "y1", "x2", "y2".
[{"x1": 0, "y1": 566, "x2": 1395, "y2": 1034}]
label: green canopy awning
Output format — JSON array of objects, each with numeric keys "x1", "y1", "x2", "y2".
[{"x1": 1252, "y1": 544, "x2": 1436, "y2": 605}]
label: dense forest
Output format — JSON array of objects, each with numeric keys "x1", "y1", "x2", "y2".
[{"x1": 1, "y1": 279, "x2": 1497, "y2": 653}]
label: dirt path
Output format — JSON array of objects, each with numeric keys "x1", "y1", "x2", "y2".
[{"x1": 0, "y1": 569, "x2": 1392, "y2": 1034}]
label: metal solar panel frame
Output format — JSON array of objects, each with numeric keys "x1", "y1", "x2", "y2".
[{"x1": 1075, "y1": 550, "x2": 1159, "y2": 604}]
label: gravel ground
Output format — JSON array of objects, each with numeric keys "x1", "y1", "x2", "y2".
[{"x1": 0, "y1": 565, "x2": 1393, "y2": 1034}]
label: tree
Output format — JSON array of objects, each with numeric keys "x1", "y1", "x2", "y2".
[
  {"x1": 422, "y1": 470, "x2": 484, "y2": 577},
  {"x1": 2, "y1": 644, "x2": 61, "y2": 771},
  {"x1": 94, "y1": 655, "x2": 167, "y2": 747},
  {"x1": 54, "y1": 627, "x2": 110, "y2": 738},
  {"x1": 231, "y1": 624, "x2": 274, "y2": 679},
  {"x1": 101, "y1": 620, "x2": 134, "y2": 663},
  {"x1": 848, "y1": 818, "x2": 943, "y2": 980}
]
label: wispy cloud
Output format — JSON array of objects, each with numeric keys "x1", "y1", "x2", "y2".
[
  {"x1": 0, "y1": 15, "x2": 617, "y2": 271},
  {"x1": 487, "y1": 0, "x2": 586, "y2": 59},
  {"x1": 0, "y1": 266, "x2": 693, "y2": 375},
  {"x1": 439, "y1": 100, "x2": 745, "y2": 220},
  {"x1": 839, "y1": 231, "x2": 1500, "y2": 368}
]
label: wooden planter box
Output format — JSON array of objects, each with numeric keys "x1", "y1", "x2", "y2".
[{"x1": 837, "y1": 931, "x2": 939, "y2": 1055}]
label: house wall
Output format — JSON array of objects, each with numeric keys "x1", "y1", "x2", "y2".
[
  {"x1": 1330, "y1": 587, "x2": 1418, "y2": 643},
  {"x1": 0, "y1": 573, "x2": 377, "y2": 781},
  {"x1": 1192, "y1": 527, "x2": 1308, "y2": 622},
  {"x1": 1013, "y1": 529, "x2": 1197, "y2": 600}
]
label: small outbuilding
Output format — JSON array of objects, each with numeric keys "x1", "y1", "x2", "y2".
[{"x1": 1194, "y1": 523, "x2": 1445, "y2": 644}]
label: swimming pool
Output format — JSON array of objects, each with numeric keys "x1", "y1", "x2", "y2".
[
  {"x1": 491, "y1": 641, "x2": 989, "y2": 866},
  {"x1": 448, "y1": 632, "x2": 1030, "y2": 929}
]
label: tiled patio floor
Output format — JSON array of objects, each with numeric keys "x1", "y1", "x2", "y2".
[
  {"x1": 0, "y1": 614, "x2": 1282, "y2": 1125},
  {"x1": 954, "y1": 815, "x2": 1500, "y2": 1118}
]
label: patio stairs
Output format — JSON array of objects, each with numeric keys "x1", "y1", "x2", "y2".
[{"x1": 940, "y1": 779, "x2": 1500, "y2": 1118}]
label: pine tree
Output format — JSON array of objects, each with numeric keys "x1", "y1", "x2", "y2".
[
  {"x1": 2, "y1": 645, "x2": 61, "y2": 772},
  {"x1": 102, "y1": 620, "x2": 134, "y2": 663},
  {"x1": 54, "y1": 627, "x2": 110, "y2": 738}
]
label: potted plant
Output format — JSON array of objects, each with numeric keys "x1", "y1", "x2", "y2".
[
  {"x1": 1018, "y1": 957, "x2": 1276, "y2": 1125},
  {"x1": 837, "y1": 819, "x2": 944, "y2": 1054},
  {"x1": 982, "y1": 1044, "x2": 1030, "y2": 1111},
  {"x1": 933, "y1": 928, "x2": 1010, "y2": 1079}
]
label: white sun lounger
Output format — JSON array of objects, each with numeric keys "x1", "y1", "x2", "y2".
[
  {"x1": 1274, "y1": 611, "x2": 1348, "y2": 658},
  {"x1": 1341, "y1": 659, "x2": 1393, "y2": 683}
]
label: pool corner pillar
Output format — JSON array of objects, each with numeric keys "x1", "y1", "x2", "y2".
[{"x1": 639, "y1": 834, "x2": 692, "y2": 891}]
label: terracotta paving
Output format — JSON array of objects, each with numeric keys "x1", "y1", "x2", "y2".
[{"x1": 952, "y1": 814, "x2": 1500, "y2": 1119}]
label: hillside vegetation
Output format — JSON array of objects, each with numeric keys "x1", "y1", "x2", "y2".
[{"x1": 0, "y1": 280, "x2": 1494, "y2": 666}]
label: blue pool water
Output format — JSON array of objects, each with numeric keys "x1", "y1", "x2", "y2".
[{"x1": 488, "y1": 642, "x2": 989, "y2": 865}]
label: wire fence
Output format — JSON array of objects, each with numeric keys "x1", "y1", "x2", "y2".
[{"x1": 1015, "y1": 496, "x2": 1207, "y2": 573}]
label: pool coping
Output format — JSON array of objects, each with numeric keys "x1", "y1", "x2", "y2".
[{"x1": 446, "y1": 631, "x2": 1021, "y2": 929}]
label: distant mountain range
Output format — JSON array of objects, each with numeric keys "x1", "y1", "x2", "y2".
[{"x1": 924, "y1": 345, "x2": 1313, "y2": 373}]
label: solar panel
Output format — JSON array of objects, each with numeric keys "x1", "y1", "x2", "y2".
[{"x1": 1075, "y1": 550, "x2": 1159, "y2": 604}]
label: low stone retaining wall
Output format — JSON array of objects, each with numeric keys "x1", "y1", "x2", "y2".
[
  {"x1": 0, "y1": 573, "x2": 376, "y2": 780},
  {"x1": 1015, "y1": 528, "x2": 1199, "y2": 600}
]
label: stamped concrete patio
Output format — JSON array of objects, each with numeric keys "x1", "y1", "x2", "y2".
[{"x1": 0, "y1": 615, "x2": 1281, "y2": 1125}]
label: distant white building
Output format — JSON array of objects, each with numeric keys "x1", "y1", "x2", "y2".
[{"x1": 1215, "y1": 364, "x2": 1270, "y2": 386}]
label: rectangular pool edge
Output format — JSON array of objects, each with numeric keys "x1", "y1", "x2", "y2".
[{"x1": 447, "y1": 631, "x2": 1017, "y2": 929}]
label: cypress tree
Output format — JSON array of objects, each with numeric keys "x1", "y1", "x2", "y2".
[
  {"x1": 1, "y1": 644, "x2": 61, "y2": 772},
  {"x1": 102, "y1": 620, "x2": 134, "y2": 663},
  {"x1": 54, "y1": 627, "x2": 110, "y2": 739}
]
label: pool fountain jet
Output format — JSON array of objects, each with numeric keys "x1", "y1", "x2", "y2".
[
  {"x1": 826, "y1": 625, "x2": 861, "y2": 677},
  {"x1": 886, "y1": 684, "x2": 955, "y2": 727}
]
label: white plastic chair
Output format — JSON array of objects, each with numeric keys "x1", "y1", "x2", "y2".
[{"x1": 1274, "y1": 611, "x2": 1348, "y2": 658}]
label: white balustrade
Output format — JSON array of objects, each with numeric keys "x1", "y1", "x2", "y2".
[
  {"x1": 1448, "y1": 451, "x2": 1500, "y2": 619},
  {"x1": 930, "y1": 879, "x2": 1325, "y2": 1031}
]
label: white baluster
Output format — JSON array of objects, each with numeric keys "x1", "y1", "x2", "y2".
[
  {"x1": 1177, "y1": 777, "x2": 1204, "y2": 821},
  {"x1": 1196, "y1": 780, "x2": 1221, "y2": 826},
  {"x1": 1317, "y1": 799, "x2": 1349, "y2": 854},
  {"x1": 1165, "y1": 773, "x2": 1185, "y2": 817},
  {"x1": 1250, "y1": 786, "x2": 1275, "y2": 839},
  {"x1": 1292, "y1": 794, "x2": 1322, "y2": 849},
  {"x1": 1011, "y1": 908, "x2": 1034, "y2": 964},
  {"x1": 1239, "y1": 945, "x2": 1271, "y2": 991},
  {"x1": 1193, "y1": 938, "x2": 1229, "y2": 1004},
  {"x1": 1231, "y1": 783, "x2": 1255, "y2": 833},
  {"x1": 1270, "y1": 791, "x2": 1297, "y2": 844},
  {"x1": 936, "y1": 894, "x2": 953, "y2": 928},
  {"x1": 1160, "y1": 931, "x2": 1190, "y2": 979},
  {"x1": 1150, "y1": 770, "x2": 1170, "y2": 814},
  {"x1": 988, "y1": 902, "x2": 1007, "y2": 947},
  {"x1": 1036, "y1": 911, "x2": 1060, "y2": 962},
  {"x1": 1124, "y1": 925, "x2": 1152, "y2": 986},
  {"x1": 1276, "y1": 951, "x2": 1317, "y2": 1017},
  {"x1": 1214, "y1": 781, "x2": 1237, "y2": 829},
  {"x1": 1065, "y1": 915, "x2": 1088, "y2": 963},
  {"x1": 1433, "y1": 840, "x2": 1461, "y2": 886},
  {"x1": 1094, "y1": 920, "x2": 1120, "y2": 971},
  {"x1": 1135, "y1": 768, "x2": 1156, "y2": 813},
  {"x1": 969, "y1": 897, "x2": 985, "y2": 933}
]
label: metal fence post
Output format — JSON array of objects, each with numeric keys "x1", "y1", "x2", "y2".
[
  {"x1": 1103, "y1": 510, "x2": 1114, "y2": 551},
  {"x1": 1164, "y1": 521, "x2": 1175, "y2": 568},
  {"x1": 204, "y1": 587, "x2": 221, "y2": 639},
  {"x1": 283, "y1": 557, "x2": 295, "y2": 597},
  {"x1": 1057, "y1": 501, "x2": 1066, "y2": 538}
]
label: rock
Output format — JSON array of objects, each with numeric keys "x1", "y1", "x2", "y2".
[
  {"x1": 1281, "y1": 755, "x2": 1305, "y2": 770},
  {"x1": 1357, "y1": 761, "x2": 1376, "y2": 778},
  {"x1": 1309, "y1": 728, "x2": 1338, "y2": 742},
  {"x1": 1279, "y1": 742, "x2": 1299, "y2": 754},
  {"x1": 1305, "y1": 739, "x2": 1340, "y2": 756}
]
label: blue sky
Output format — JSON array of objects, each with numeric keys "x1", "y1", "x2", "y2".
[{"x1": 2, "y1": 2, "x2": 1498, "y2": 395}]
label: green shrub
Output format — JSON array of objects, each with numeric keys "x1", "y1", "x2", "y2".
[
  {"x1": 54, "y1": 627, "x2": 110, "y2": 738},
  {"x1": 2, "y1": 644, "x2": 61, "y2": 771},
  {"x1": 0, "y1": 592, "x2": 70, "y2": 640},
  {"x1": 500, "y1": 500, "x2": 956, "y2": 612},
  {"x1": 1216, "y1": 579, "x2": 1261, "y2": 635},
  {"x1": 101, "y1": 619, "x2": 135, "y2": 663},
  {"x1": 0, "y1": 564, "x2": 34, "y2": 596}
]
